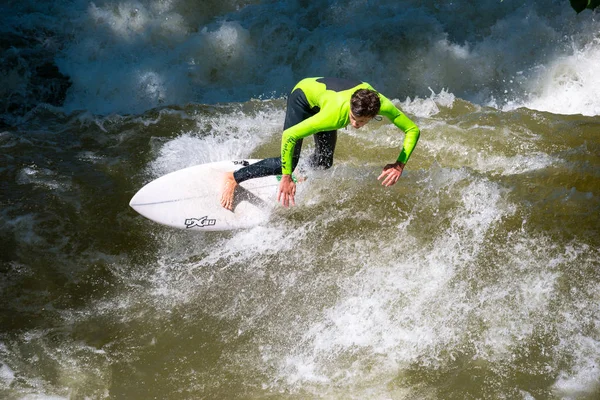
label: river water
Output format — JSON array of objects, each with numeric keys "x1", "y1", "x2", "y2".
[{"x1": 1, "y1": 1, "x2": 599, "y2": 399}]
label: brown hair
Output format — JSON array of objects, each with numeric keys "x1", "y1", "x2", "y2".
[{"x1": 350, "y1": 89, "x2": 381, "y2": 117}]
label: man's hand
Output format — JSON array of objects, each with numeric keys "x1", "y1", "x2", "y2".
[
  {"x1": 277, "y1": 174, "x2": 296, "y2": 207},
  {"x1": 377, "y1": 162, "x2": 405, "y2": 186}
]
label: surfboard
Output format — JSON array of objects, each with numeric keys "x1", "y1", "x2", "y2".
[{"x1": 129, "y1": 159, "x2": 282, "y2": 231}]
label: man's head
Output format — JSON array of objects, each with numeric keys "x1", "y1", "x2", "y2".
[{"x1": 350, "y1": 89, "x2": 380, "y2": 128}]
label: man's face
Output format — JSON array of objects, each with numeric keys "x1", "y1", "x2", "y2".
[{"x1": 349, "y1": 112, "x2": 373, "y2": 129}]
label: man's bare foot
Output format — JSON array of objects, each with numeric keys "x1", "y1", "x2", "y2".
[{"x1": 220, "y1": 172, "x2": 238, "y2": 210}]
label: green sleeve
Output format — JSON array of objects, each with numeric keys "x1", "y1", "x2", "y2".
[
  {"x1": 280, "y1": 113, "x2": 336, "y2": 175},
  {"x1": 378, "y1": 96, "x2": 420, "y2": 165}
]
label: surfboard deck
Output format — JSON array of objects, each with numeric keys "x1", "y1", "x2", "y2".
[{"x1": 129, "y1": 159, "x2": 282, "y2": 231}]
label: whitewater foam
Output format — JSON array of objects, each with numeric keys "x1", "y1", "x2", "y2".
[
  {"x1": 149, "y1": 102, "x2": 284, "y2": 176},
  {"x1": 517, "y1": 39, "x2": 600, "y2": 116},
  {"x1": 5, "y1": 0, "x2": 600, "y2": 117}
]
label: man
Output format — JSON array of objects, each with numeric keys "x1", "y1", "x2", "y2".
[{"x1": 220, "y1": 77, "x2": 420, "y2": 210}]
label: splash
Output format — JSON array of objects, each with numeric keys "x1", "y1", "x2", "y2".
[{"x1": 3, "y1": 0, "x2": 600, "y2": 118}]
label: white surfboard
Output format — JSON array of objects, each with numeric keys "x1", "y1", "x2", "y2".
[{"x1": 129, "y1": 159, "x2": 282, "y2": 231}]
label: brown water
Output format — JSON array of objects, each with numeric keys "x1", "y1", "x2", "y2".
[
  {"x1": 1, "y1": 98, "x2": 599, "y2": 399},
  {"x1": 2, "y1": 1, "x2": 600, "y2": 398}
]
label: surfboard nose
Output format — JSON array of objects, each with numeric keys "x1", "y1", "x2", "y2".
[{"x1": 128, "y1": 160, "x2": 280, "y2": 231}]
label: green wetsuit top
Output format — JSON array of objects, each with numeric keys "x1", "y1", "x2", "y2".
[{"x1": 281, "y1": 77, "x2": 421, "y2": 175}]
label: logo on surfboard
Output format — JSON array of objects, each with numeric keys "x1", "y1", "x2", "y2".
[
  {"x1": 185, "y1": 216, "x2": 216, "y2": 229},
  {"x1": 233, "y1": 160, "x2": 250, "y2": 166}
]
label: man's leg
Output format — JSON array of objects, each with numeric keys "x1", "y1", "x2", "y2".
[
  {"x1": 232, "y1": 88, "x2": 314, "y2": 184},
  {"x1": 308, "y1": 130, "x2": 337, "y2": 169},
  {"x1": 232, "y1": 139, "x2": 303, "y2": 183},
  {"x1": 221, "y1": 88, "x2": 314, "y2": 209}
]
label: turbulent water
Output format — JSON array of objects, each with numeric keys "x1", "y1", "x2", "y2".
[{"x1": 1, "y1": 1, "x2": 600, "y2": 399}]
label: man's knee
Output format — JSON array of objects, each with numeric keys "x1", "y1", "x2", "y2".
[
  {"x1": 318, "y1": 155, "x2": 334, "y2": 169},
  {"x1": 309, "y1": 153, "x2": 334, "y2": 169},
  {"x1": 320, "y1": 161, "x2": 333, "y2": 170}
]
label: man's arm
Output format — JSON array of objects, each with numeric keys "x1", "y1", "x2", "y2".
[
  {"x1": 280, "y1": 113, "x2": 336, "y2": 175},
  {"x1": 378, "y1": 96, "x2": 420, "y2": 165},
  {"x1": 376, "y1": 95, "x2": 420, "y2": 186},
  {"x1": 278, "y1": 113, "x2": 332, "y2": 207},
  {"x1": 392, "y1": 112, "x2": 420, "y2": 165}
]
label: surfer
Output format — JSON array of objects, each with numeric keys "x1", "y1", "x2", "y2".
[{"x1": 220, "y1": 77, "x2": 420, "y2": 210}]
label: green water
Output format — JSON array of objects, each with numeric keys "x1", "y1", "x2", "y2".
[{"x1": 1, "y1": 98, "x2": 599, "y2": 399}]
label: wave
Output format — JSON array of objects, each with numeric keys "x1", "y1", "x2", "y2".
[
  {"x1": 2, "y1": 0, "x2": 600, "y2": 120},
  {"x1": 1, "y1": 80, "x2": 599, "y2": 397}
]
